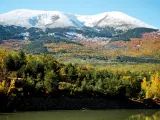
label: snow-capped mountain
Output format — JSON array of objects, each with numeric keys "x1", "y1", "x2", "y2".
[
  {"x1": 0, "y1": 9, "x2": 155, "y2": 31},
  {"x1": 77, "y1": 12, "x2": 154, "y2": 30},
  {"x1": 0, "y1": 9, "x2": 84, "y2": 28}
]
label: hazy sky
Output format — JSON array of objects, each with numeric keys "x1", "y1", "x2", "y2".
[{"x1": 0, "y1": 0, "x2": 159, "y2": 28}]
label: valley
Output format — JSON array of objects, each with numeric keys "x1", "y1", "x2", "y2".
[{"x1": 1, "y1": 30, "x2": 160, "y2": 65}]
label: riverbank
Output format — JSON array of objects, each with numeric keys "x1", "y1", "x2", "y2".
[{"x1": 1, "y1": 96, "x2": 160, "y2": 112}]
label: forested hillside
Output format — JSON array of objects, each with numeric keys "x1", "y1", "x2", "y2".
[{"x1": 0, "y1": 51, "x2": 160, "y2": 101}]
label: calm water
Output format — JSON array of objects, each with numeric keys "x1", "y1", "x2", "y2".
[{"x1": 0, "y1": 110, "x2": 160, "y2": 120}]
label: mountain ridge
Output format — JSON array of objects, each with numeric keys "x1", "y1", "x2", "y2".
[{"x1": 0, "y1": 9, "x2": 155, "y2": 31}]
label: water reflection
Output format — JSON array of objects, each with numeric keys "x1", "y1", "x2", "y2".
[
  {"x1": 127, "y1": 110, "x2": 160, "y2": 120},
  {"x1": 0, "y1": 110, "x2": 160, "y2": 120}
]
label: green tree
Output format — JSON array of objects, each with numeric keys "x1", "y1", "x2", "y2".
[
  {"x1": 44, "y1": 70, "x2": 59, "y2": 93},
  {"x1": 3, "y1": 55, "x2": 15, "y2": 71}
]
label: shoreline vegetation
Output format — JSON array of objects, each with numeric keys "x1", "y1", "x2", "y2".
[
  {"x1": 1, "y1": 97, "x2": 160, "y2": 112},
  {"x1": 0, "y1": 50, "x2": 160, "y2": 112}
]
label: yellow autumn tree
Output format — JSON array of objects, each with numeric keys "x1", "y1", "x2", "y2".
[
  {"x1": 150, "y1": 73, "x2": 160, "y2": 99},
  {"x1": 0, "y1": 80, "x2": 5, "y2": 93},
  {"x1": 142, "y1": 73, "x2": 160, "y2": 99},
  {"x1": 141, "y1": 77, "x2": 151, "y2": 98}
]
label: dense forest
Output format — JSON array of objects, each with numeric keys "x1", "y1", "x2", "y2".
[{"x1": 0, "y1": 50, "x2": 160, "y2": 111}]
